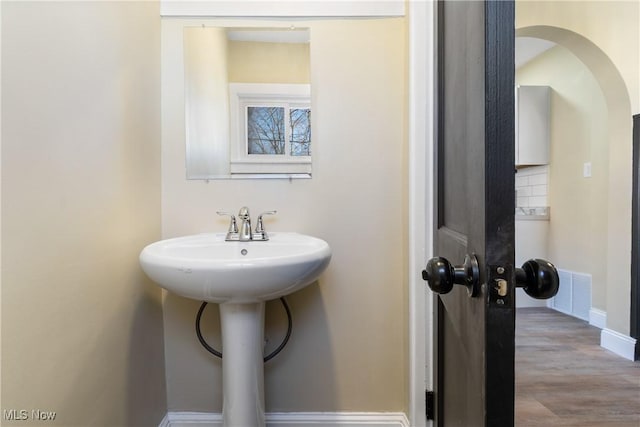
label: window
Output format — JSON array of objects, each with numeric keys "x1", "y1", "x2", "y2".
[
  {"x1": 229, "y1": 83, "x2": 311, "y2": 177},
  {"x1": 246, "y1": 106, "x2": 311, "y2": 156}
]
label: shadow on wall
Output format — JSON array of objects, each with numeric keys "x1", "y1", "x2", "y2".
[
  {"x1": 263, "y1": 283, "x2": 336, "y2": 411},
  {"x1": 127, "y1": 280, "x2": 168, "y2": 426},
  {"x1": 30, "y1": 277, "x2": 168, "y2": 427},
  {"x1": 162, "y1": 281, "x2": 337, "y2": 413}
]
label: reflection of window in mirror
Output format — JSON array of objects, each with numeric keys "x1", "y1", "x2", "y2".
[
  {"x1": 229, "y1": 83, "x2": 311, "y2": 175},
  {"x1": 247, "y1": 106, "x2": 311, "y2": 156},
  {"x1": 183, "y1": 26, "x2": 311, "y2": 179},
  {"x1": 290, "y1": 108, "x2": 311, "y2": 156},
  {"x1": 248, "y1": 106, "x2": 286, "y2": 155}
]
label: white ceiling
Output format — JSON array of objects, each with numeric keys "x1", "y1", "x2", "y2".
[{"x1": 226, "y1": 28, "x2": 310, "y2": 44}]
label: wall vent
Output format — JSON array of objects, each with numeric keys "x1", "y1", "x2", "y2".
[{"x1": 548, "y1": 269, "x2": 591, "y2": 321}]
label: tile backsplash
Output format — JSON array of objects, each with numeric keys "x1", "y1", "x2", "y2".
[{"x1": 516, "y1": 165, "x2": 548, "y2": 208}]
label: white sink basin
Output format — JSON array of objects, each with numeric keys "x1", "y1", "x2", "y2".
[
  {"x1": 139, "y1": 232, "x2": 331, "y2": 303},
  {"x1": 140, "y1": 231, "x2": 331, "y2": 426}
]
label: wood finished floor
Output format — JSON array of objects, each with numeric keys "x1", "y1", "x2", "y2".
[{"x1": 515, "y1": 307, "x2": 640, "y2": 426}]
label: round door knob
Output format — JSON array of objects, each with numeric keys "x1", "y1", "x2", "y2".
[
  {"x1": 515, "y1": 259, "x2": 559, "y2": 299},
  {"x1": 422, "y1": 254, "x2": 479, "y2": 297}
]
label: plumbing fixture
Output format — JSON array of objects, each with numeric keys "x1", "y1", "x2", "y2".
[
  {"x1": 139, "y1": 231, "x2": 331, "y2": 427},
  {"x1": 216, "y1": 211, "x2": 238, "y2": 241},
  {"x1": 218, "y1": 207, "x2": 276, "y2": 241},
  {"x1": 238, "y1": 206, "x2": 252, "y2": 241},
  {"x1": 253, "y1": 210, "x2": 277, "y2": 241}
]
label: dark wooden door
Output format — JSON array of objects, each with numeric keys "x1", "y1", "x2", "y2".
[{"x1": 432, "y1": 1, "x2": 516, "y2": 425}]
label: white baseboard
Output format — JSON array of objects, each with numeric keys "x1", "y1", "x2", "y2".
[
  {"x1": 160, "y1": 412, "x2": 410, "y2": 427},
  {"x1": 600, "y1": 328, "x2": 637, "y2": 361},
  {"x1": 158, "y1": 413, "x2": 172, "y2": 427},
  {"x1": 589, "y1": 308, "x2": 607, "y2": 329}
]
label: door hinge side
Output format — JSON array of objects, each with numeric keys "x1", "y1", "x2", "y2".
[{"x1": 426, "y1": 390, "x2": 435, "y2": 420}]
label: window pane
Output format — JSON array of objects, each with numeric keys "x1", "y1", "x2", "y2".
[
  {"x1": 247, "y1": 106, "x2": 285, "y2": 155},
  {"x1": 290, "y1": 108, "x2": 311, "y2": 156}
]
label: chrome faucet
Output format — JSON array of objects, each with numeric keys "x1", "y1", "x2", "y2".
[
  {"x1": 217, "y1": 207, "x2": 276, "y2": 241},
  {"x1": 238, "y1": 206, "x2": 252, "y2": 241}
]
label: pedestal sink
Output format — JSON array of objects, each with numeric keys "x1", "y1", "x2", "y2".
[{"x1": 139, "y1": 232, "x2": 331, "y2": 427}]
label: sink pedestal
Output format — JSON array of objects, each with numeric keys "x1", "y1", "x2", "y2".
[
  {"x1": 139, "y1": 232, "x2": 332, "y2": 427},
  {"x1": 219, "y1": 302, "x2": 266, "y2": 427}
]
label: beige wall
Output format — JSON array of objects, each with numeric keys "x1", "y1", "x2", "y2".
[
  {"x1": 516, "y1": 45, "x2": 609, "y2": 312},
  {"x1": 227, "y1": 40, "x2": 310, "y2": 84},
  {"x1": 517, "y1": 0, "x2": 639, "y2": 113},
  {"x1": 1, "y1": 2, "x2": 167, "y2": 426},
  {"x1": 517, "y1": 0, "x2": 638, "y2": 334},
  {"x1": 161, "y1": 17, "x2": 407, "y2": 412},
  {"x1": 0, "y1": 0, "x2": 4, "y2": 409}
]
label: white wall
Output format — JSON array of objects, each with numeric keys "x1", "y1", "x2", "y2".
[
  {"x1": 161, "y1": 17, "x2": 408, "y2": 413},
  {"x1": 1, "y1": 2, "x2": 167, "y2": 425}
]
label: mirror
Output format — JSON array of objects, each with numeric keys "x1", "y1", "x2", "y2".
[{"x1": 184, "y1": 26, "x2": 311, "y2": 179}]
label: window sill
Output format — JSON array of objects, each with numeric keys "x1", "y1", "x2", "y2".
[{"x1": 229, "y1": 159, "x2": 311, "y2": 176}]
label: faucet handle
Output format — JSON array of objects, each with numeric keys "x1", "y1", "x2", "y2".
[
  {"x1": 254, "y1": 210, "x2": 277, "y2": 240},
  {"x1": 216, "y1": 211, "x2": 239, "y2": 240}
]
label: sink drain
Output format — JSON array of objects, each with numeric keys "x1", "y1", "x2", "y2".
[{"x1": 240, "y1": 249, "x2": 248, "y2": 256}]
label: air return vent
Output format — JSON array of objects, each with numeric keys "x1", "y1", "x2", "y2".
[{"x1": 548, "y1": 269, "x2": 591, "y2": 321}]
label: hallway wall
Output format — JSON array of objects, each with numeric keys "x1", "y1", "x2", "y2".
[
  {"x1": 517, "y1": 0, "x2": 639, "y2": 335},
  {"x1": 517, "y1": 1, "x2": 638, "y2": 113},
  {"x1": 516, "y1": 45, "x2": 609, "y2": 316}
]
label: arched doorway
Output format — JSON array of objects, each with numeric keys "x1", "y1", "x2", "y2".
[{"x1": 516, "y1": 25, "x2": 634, "y2": 357}]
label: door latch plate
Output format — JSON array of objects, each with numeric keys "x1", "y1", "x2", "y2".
[{"x1": 487, "y1": 265, "x2": 514, "y2": 308}]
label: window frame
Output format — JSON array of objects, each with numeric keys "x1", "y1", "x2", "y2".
[{"x1": 229, "y1": 83, "x2": 311, "y2": 176}]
